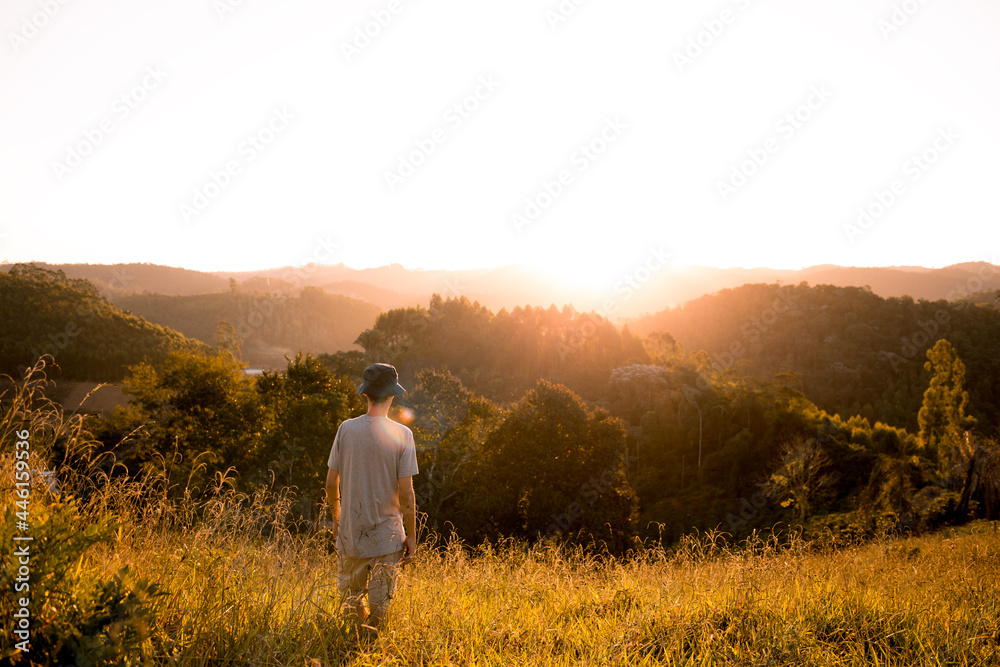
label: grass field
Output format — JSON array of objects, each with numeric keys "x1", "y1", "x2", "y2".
[
  {"x1": 3, "y1": 367, "x2": 999, "y2": 666},
  {"x1": 70, "y1": 514, "x2": 998, "y2": 666}
]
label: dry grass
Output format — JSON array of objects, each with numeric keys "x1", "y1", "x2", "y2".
[
  {"x1": 65, "y1": 513, "x2": 998, "y2": 666},
  {"x1": 4, "y1": 360, "x2": 1000, "y2": 665}
]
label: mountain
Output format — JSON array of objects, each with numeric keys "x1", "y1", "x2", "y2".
[
  {"x1": 319, "y1": 280, "x2": 427, "y2": 310},
  {"x1": 12, "y1": 261, "x2": 999, "y2": 320},
  {"x1": 0, "y1": 262, "x2": 228, "y2": 297}
]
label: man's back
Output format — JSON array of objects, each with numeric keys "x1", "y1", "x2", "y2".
[{"x1": 328, "y1": 414, "x2": 418, "y2": 558}]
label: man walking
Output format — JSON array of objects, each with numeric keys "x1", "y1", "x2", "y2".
[{"x1": 326, "y1": 363, "x2": 418, "y2": 636}]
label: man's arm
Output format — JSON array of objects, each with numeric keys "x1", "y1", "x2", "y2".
[
  {"x1": 325, "y1": 468, "x2": 340, "y2": 538},
  {"x1": 397, "y1": 475, "x2": 416, "y2": 562}
]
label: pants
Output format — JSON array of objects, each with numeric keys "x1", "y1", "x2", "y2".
[{"x1": 336, "y1": 549, "x2": 405, "y2": 621}]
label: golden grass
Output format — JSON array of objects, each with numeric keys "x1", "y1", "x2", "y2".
[{"x1": 75, "y1": 517, "x2": 1000, "y2": 666}]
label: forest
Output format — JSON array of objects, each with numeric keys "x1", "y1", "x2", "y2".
[{"x1": 3, "y1": 263, "x2": 998, "y2": 551}]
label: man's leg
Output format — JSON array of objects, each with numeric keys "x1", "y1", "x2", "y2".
[
  {"x1": 366, "y1": 550, "x2": 405, "y2": 630},
  {"x1": 336, "y1": 553, "x2": 370, "y2": 633}
]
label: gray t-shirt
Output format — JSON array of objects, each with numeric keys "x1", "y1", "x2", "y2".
[{"x1": 328, "y1": 415, "x2": 419, "y2": 558}]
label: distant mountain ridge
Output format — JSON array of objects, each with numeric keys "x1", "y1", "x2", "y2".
[{"x1": 5, "y1": 261, "x2": 998, "y2": 318}]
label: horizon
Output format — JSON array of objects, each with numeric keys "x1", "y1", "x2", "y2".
[{"x1": 3, "y1": 258, "x2": 999, "y2": 277}]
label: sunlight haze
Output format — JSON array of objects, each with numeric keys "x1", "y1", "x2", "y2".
[{"x1": 2, "y1": 0, "x2": 999, "y2": 284}]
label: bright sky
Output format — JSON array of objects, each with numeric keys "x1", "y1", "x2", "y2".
[{"x1": 2, "y1": 0, "x2": 999, "y2": 289}]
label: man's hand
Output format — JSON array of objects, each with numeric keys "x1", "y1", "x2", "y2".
[
  {"x1": 398, "y1": 476, "x2": 417, "y2": 566},
  {"x1": 402, "y1": 535, "x2": 416, "y2": 565},
  {"x1": 325, "y1": 468, "x2": 341, "y2": 542}
]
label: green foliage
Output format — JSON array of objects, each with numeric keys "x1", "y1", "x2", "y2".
[
  {"x1": 0, "y1": 498, "x2": 163, "y2": 665},
  {"x1": 354, "y1": 295, "x2": 650, "y2": 402},
  {"x1": 107, "y1": 348, "x2": 265, "y2": 493},
  {"x1": 0, "y1": 263, "x2": 202, "y2": 381},
  {"x1": 623, "y1": 361, "x2": 832, "y2": 542},
  {"x1": 0, "y1": 360, "x2": 163, "y2": 665},
  {"x1": 318, "y1": 349, "x2": 366, "y2": 380},
  {"x1": 918, "y1": 339, "x2": 975, "y2": 469},
  {"x1": 404, "y1": 369, "x2": 503, "y2": 532},
  {"x1": 96, "y1": 349, "x2": 366, "y2": 522},
  {"x1": 473, "y1": 380, "x2": 638, "y2": 552},
  {"x1": 763, "y1": 436, "x2": 837, "y2": 522},
  {"x1": 255, "y1": 353, "x2": 363, "y2": 517}
]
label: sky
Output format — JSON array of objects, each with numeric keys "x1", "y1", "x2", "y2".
[{"x1": 2, "y1": 0, "x2": 999, "y2": 290}]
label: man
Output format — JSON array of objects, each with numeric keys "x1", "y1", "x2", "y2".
[{"x1": 326, "y1": 363, "x2": 418, "y2": 635}]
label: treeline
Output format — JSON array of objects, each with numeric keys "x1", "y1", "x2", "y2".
[
  {"x1": 89, "y1": 340, "x2": 998, "y2": 553},
  {"x1": 631, "y1": 282, "x2": 1000, "y2": 434},
  {"x1": 0, "y1": 261, "x2": 229, "y2": 296},
  {"x1": 115, "y1": 286, "x2": 380, "y2": 369},
  {"x1": 331, "y1": 291, "x2": 1000, "y2": 544},
  {"x1": 9, "y1": 270, "x2": 1000, "y2": 550},
  {"x1": 93, "y1": 350, "x2": 637, "y2": 552},
  {"x1": 0, "y1": 264, "x2": 202, "y2": 381},
  {"x1": 344, "y1": 294, "x2": 649, "y2": 402}
]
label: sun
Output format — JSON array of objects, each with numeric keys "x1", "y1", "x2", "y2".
[{"x1": 526, "y1": 250, "x2": 623, "y2": 294}]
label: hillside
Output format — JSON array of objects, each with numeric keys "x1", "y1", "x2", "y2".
[
  {"x1": 0, "y1": 261, "x2": 228, "y2": 297},
  {"x1": 17, "y1": 261, "x2": 1000, "y2": 320},
  {"x1": 115, "y1": 286, "x2": 381, "y2": 370},
  {"x1": 0, "y1": 264, "x2": 203, "y2": 381},
  {"x1": 631, "y1": 282, "x2": 1000, "y2": 433}
]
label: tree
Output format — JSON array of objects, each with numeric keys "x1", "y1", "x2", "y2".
[
  {"x1": 476, "y1": 380, "x2": 638, "y2": 552},
  {"x1": 112, "y1": 349, "x2": 264, "y2": 493},
  {"x1": 918, "y1": 339, "x2": 975, "y2": 469},
  {"x1": 255, "y1": 353, "x2": 362, "y2": 518},
  {"x1": 763, "y1": 435, "x2": 836, "y2": 522},
  {"x1": 354, "y1": 328, "x2": 387, "y2": 363},
  {"x1": 213, "y1": 320, "x2": 243, "y2": 359},
  {"x1": 404, "y1": 369, "x2": 502, "y2": 531}
]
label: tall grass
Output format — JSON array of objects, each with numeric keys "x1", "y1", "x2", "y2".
[{"x1": 3, "y1": 361, "x2": 999, "y2": 665}]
